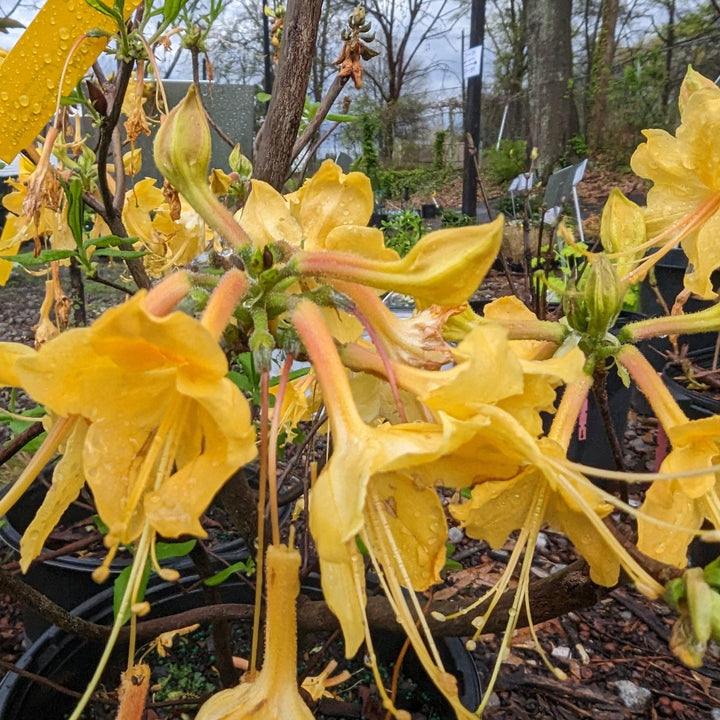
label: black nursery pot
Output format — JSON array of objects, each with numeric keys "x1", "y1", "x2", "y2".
[
  {"x1": 661, "y1": 346, "x2": 720, "y2": 419},
  {"x1": 565, "y1": 312, "x2": 647, "y2": 472},
  {"x1": 0, "y1": 577, "x2": 249, "y2": 720},
  {"x1": 0, "y1": 576, "x2": 483, "y2": 720},
  {"x1": 640, "y1": 248, "x2": 719, "y2": 366},
  {"x1": 421, "y1": 203, "x2": 439, "y2": 219}
]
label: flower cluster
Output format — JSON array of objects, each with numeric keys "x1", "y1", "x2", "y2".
[{"x1": 1, "y1": 3, "x2": 720, "y2": 718}]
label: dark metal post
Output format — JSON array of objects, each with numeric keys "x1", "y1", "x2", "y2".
[{"x1": 462, "y1": 0, "x2": 485, "y2": 219}]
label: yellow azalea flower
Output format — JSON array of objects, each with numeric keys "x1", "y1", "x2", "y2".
[
  {"x1": 269, "y1": 370, "x2": 322, "y2": 439},
  {"x1": 149, "y1": 204, "x2": 210, "y2": 276},
  {"x1": 0, "y1": 271, "x2": 256, "y2": 572},
  {"x1": 195, "y1": 544, "x2": 315, "y2": 720},
  {"x1": 292, "y1": 300, "x2": 492, "y2": 718},
  {"x1": 0, "y1": 0, "x2": 142, "y2": 163},
  {"x1": 451, "y1": 437, "x2": 623, "y2": 586},
  {"x1": 341, "y1": 321, "x2": 584, "y2": 435},
  {"x1": 237, "y1": 161, "x2": 397, "y2": 342},
  {"x1": 637, "y1": 414, "x2": 720, "y2": 568},
  {"x1": 238, "y1": 160, "x2": 392, "y2": 259},
  {"x1": 630, "y1": 67, "x2": 720, "y2": 298},
  {"x1": 295, "y1": 215, "x2": 504, "y2": 306},
  {"x1": 617, "y1": 343, "x2": 720, "y2": 567},
  {"x1": 122, "y1": 177, "x2": 166, "y2": 243}
]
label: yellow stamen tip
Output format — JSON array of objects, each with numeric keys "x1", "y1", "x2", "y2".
[
  {"x1": 92, "y1": 565, "x2": 110, "y2": 584},
  {"x1": 132, "y1": 601, "x2": 151, "y2": 616},
  {"x1": 465, "y1": 639, "x2": 477, "y2": 652},
  {"x1": 158, "y1": 567, "x2": 180, "y2": 582},
  {"x1": 431, "y1": 611, "x2": 446, "y2": 622}
]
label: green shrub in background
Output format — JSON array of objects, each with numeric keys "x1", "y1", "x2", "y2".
[
  {"x1": 376, "y1": 166, "x2": 457, "y2": 201},
  {"x1": 440, "y1": 209, "x2": 474, "y2": 227},
  {"x1": 381, "y1": 210, "x2": 427, "y2": 257},
  {"x1": 482, "y1": 138, "x2": 527, "y2": 184},
  {"x1": 357, "y1": 113, "x2": 381, "y2": 187}
]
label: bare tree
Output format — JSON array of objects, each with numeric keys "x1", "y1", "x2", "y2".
[
  {"x1": 587, "y1": 0, "x2": 620, "y2": 149},
  {"x1": 486, "y1": 0, "x2": 528, "y2": 140},
  {"x1": 526, "y1": 0, "x2": 577, "y2": 181},
  {"x1": 358, "y1": 0, "x2": 460, "y2": 162}
]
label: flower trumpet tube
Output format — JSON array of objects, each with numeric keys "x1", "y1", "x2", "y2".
[
  {"x1": 154, "y1": 85, "x2": 249, "y2": 249},
  {"x1": 195, "y1": 544, "x2": 314, "y2": 720},
  {"x1": 293, "y1": 215, "x2": 504, "y2": 305},
  {"x1": 333, "y1": 279, "x2": 457, "y2": 369},
  {"x1": 618, "y1": 302, "x2": 720, "y2": 344}
]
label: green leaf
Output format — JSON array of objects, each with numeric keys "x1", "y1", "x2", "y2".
[
  {"x1": 444, "y1": 558, "x2": 463, "y2": 572},
  {"x1": 664, "y1": 577, "x2": 687, "y2": 611},
  {"x1": 704, "y1": 555, "x2": 720, "y2": 588},
  {"x1": 162, "y1": 0, "x2": 184, "y2": 23},
  {"x1": 326, "y1": 113, "x2": 357, "y2": 123},
  {"x1": 83, "y1": 234, "x2": 136, "y2": 250},
  {"x1": 91, "y1": 248, "x2": 148, "y2": 259},
  {"x1": 83, "y1": 0, "x2": 122, "y2": 22},
  {"x1": 113, "y1": 560, "x2": 152, "y2": 624},
  {"x1": 66, "y1": 178, "x2": 86, "y2": 252},
  {"x1": 256, "y1": 91, "x2": 272, "y2": 103},
  {"x1": 204, "y1": 557, "x2": 256, "y2": 586},
  {"x1": 228, "y1": 369, "x2": 253, "y2": 394},
  {"x1": 1, "y1": 249, "x2": 77, "y2": 267},
  {"x1": 155, "y1": 539, "x2": 196, "y2": 561}
]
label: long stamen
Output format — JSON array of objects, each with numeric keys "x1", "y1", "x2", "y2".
[
  {"x1": 268, "y1": 354, "x2": 294, "y2": 545},
  {"x1": 621, "y1": 192, "x2": 720, "y2": 286},
  {"x1": 544, "y1": 457, "x2": 663, "y2": 597},
  {"x1": 67, "y1": 524, "x2": 154, "y2": 720},
  {"x1": 0, "y1": 414, "x2": 76, "y2": 518},
  {"x1": 476, "y1": 484, "x2": 548, "y2": 715}
]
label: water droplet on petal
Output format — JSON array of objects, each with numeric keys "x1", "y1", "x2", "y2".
[
  {"x1": 59, "y1": 27, "x2": 70, "y2": 41},
  {"x1": 18, "y1": 95, "x2": 29, "y2": 107}
]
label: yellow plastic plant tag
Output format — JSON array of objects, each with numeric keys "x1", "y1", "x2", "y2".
[{"x1": 0, "y1": 0, "x2": 141, "y2": 162}]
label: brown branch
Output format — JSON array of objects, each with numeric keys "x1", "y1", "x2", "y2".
[
  {"x1": 0, "y1": 422, "x2": 44, "y2": 466},
  {"x1": 291, "y1": 73, "x2": 350, "y2": 163}
]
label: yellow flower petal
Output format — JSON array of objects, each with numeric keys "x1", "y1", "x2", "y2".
[
  {"x1": 0, "y1": 0, "x2": 142, "y2": 162},
  {"x1": 238, "y1": 179, "x2": 302, "y2": 249},
  {"x1": 290, "y1": 159, "x2": 373, "y2": 249},
  {"x1": 20, "y1": 418, "x2": 88, "y2": 571}
]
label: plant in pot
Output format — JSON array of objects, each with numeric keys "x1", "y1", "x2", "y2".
[{"x1": 3, "y1": 5, "x2": 720, "y2": 720}]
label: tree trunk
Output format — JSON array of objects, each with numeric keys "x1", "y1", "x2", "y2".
[
  {"x1": 587, "y1": 0, "x2": 619, "y2": 150},
  {"x1": 252, "y1": 0, "x2": 324, "y2": 190},
  {"x1": 526, "y1": 0, "x2": 577, "y2": 182}
]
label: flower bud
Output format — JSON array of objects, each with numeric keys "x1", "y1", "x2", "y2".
[
  {"x1": 154, "y1": 84, "x2": 211, "y2": 197},
  {"x1": 229, "y1": 143, "x2": 253, "y2": 180},
  {"x1": 583, "y1": 254, "x2": 623, "y2": 339}
]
